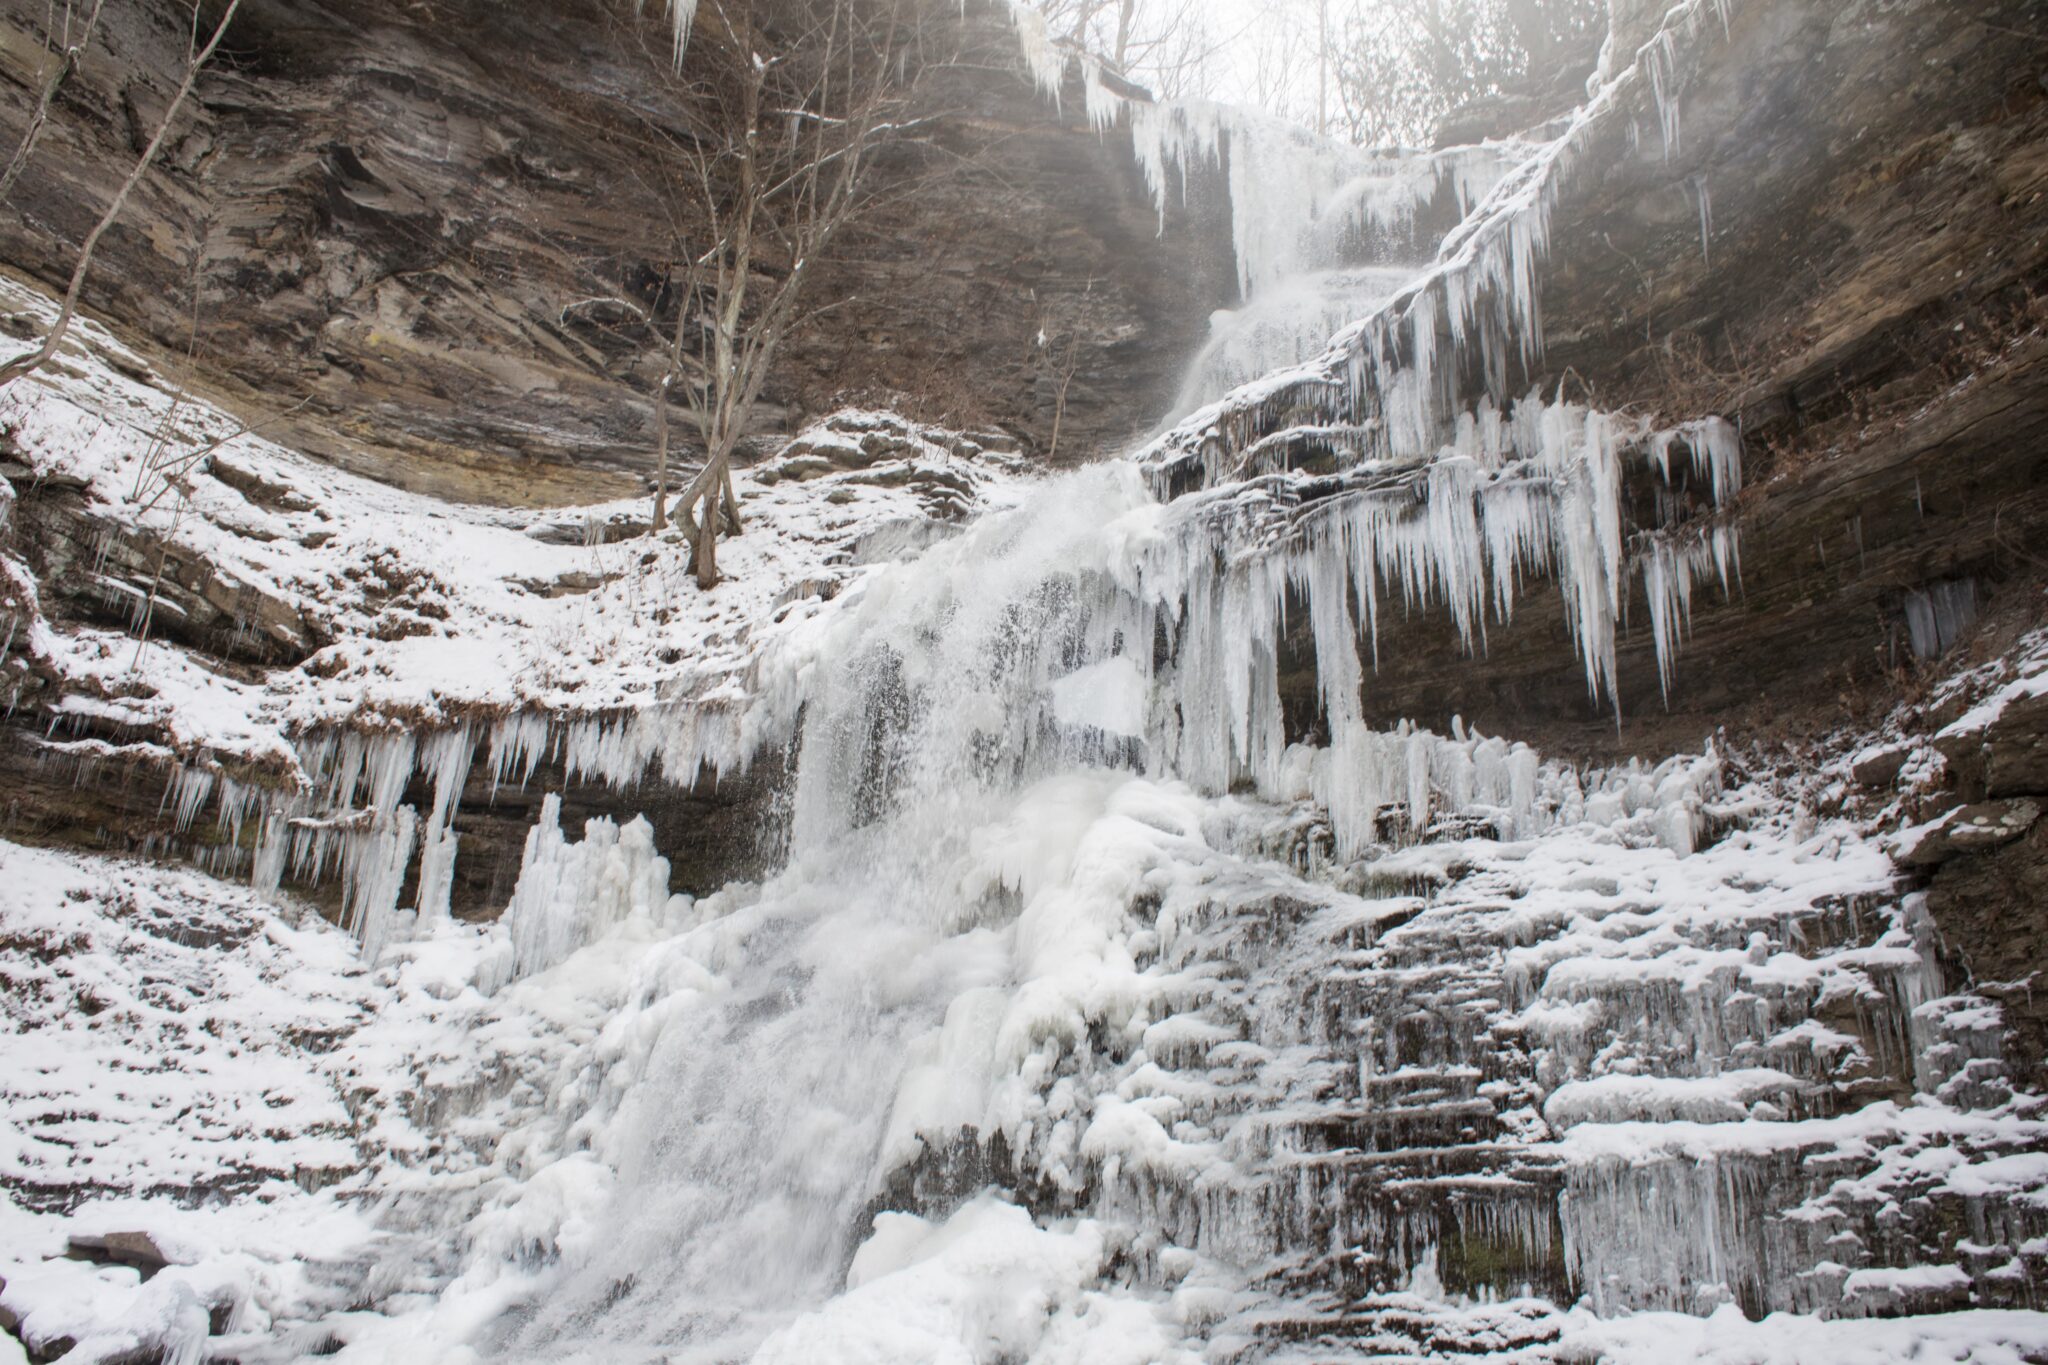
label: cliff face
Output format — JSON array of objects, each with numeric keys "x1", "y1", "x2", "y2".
[
  {"x1": 0, "y1": 0, "x2": 1235, "y2": 505},
  {"x1": 1301, "y1": 0, "x2": 2048, "y2": 757},
  {"x1": 6, "y1": 3, "x2": 2048, "y2": 1359}
]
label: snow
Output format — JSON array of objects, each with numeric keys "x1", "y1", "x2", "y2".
[
  {"x1": 1940, "y1": 661, "x2": 2048, "y2": 741},
  {"x1": 1556, "y1": 1304, "x2": 2048, "y2": 1365},
  {"x1": 1, "y1": 278, "x2": 1028, "y2": 952},
  {"x1": 5, "y1": 2, "x2": 2047, "y2": 1360},
  {"x1": 754, "y1": 1196, "x2": 1193, "y2": 1365},
  {"x1": 1, "y1": 275, "x2": 1028, "y2": 756}
]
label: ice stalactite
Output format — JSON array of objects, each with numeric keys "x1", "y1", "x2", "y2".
[
  {"x1": 637, "y1": 0, "x2": 698, "y2": 66},
  {"x1": 161, "y1": 766, "x2": 215, "y2": 834},
  {"x1": 151, "y1": 700, "x2": 757, "y2": 952},
  {"x1": 1139, "y1": 395, "x2": 1745, "y2": 744},
  {"x1": 340, "y1": 805, "x2": 418, "y2": 963},
  {"x1": 1127, "y1": 0, "x2": 1747, "y2": 486},
  {"x1": 1904, "y1": 579, "x2": 1979, "y2": 661},
  {"x1": 162, "y1": 724, "x2": 488, "y2": 957},
  {"x1": 414, "y1": 725, "x2": 477, "y2": 922}
]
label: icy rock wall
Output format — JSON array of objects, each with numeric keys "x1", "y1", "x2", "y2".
[
  {"x1": 1125, "y1": 0, "x2": 1745, "y2": 478},
  {"x1": 987, "y1": 792, "x2": 2048, "y2": 1332}
]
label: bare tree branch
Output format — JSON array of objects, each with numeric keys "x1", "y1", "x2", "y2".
[{"x1": 0, "y1": 0, "x2": 241, "y2": 391}]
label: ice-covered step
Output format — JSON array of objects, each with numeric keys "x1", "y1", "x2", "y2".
[
  {"x1": 1229, "y1": 1292, "x2": 1565, "y2": 1364},
  {"x1": 1288, "y1": 1099, "x2": 1506, "y2": 1154}
]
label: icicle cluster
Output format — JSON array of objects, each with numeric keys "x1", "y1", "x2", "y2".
[
  {"x1": 162, "y1": 727, "x2": 475, "y2": 959},
  {"x1": 150, "y1": 702, "x2": 751, "y2": 959},
  {"x1": 994, "y1": 0, "x2": 1525, "y2": 304},
  {"x1": 745, "y1": 441, "x2": 1734, "y2": 871},
  {"x1": 501, "y1": 793, "x2": 690, "y2": 981}
]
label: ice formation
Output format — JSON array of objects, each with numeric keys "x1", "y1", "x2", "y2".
[
  {"x1": 6, "y1": 1, "x2": 2047, "y2": 1362},
  {"x1": 640, "y1": 0, "x2": 698, "y2": 64},
  {"x1": 500, "y1": 793, "x2": 692, "y2": 980}
]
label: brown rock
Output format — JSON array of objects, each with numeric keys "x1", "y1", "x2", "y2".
[
  {"x1": 64, "y1": 1230, "x2": 172, "y2": 1280},
  {"x1": 1937, "y1": 685, "x2": 2048, "y2": 803},
  {"x1": 1849, "y1": 744, "x2": 1909, "y2": 791},
  {"x1": 1897, "y1": 800, "x2": 2043, "y2": 869}
]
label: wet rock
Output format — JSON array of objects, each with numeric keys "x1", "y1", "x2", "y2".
[{"x1": 1937, "y1": 685, "x2": 2048, "y2": 803}]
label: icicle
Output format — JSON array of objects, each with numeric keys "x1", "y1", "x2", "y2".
[
  {"x1": 490, "y1": 712, "x2": 552, "y2": 792},
  {"x1": 1903, "y1": 579, "x2": 1978, "y2": 660},
  {"x1": 161, "y1": 767, "x2": 215, "y2": 834},
  {"x1": 343, "y1": 805, "x2": 418, "y2": 962},
  {"x1": 634, "y1": 0, "x2": 698, "y2": 68},
  {"x1": 501, "y1": 792, "x2": 687, "y2": 982},
  {"x1": 414, "y1": 726, "x2": 477, "y2": 922},
  {"x1": 1690, "y1": 172, "x2": 1713, "y2": 264}
]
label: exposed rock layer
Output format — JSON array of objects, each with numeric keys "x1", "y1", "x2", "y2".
[{"x1": 0, "y1": 0, "x2": 1235, "y2": 505}]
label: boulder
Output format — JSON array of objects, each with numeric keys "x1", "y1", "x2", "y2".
[
  {"x1": 1849, "y1": 743, "x2": 1910, "y2": 791},
  {"x1": 1937, "y1": 682, "x2": 2048, "y2": 803},
  {"x1": 1896, "y1": 800, "x2": 2043, "y2": 869},
  {"x1": 63, "y1": 1230, "x2": 171, "y2": 1281}
]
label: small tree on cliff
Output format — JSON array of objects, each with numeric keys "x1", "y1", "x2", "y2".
[
  {"x1": 0, "y1": 0, "x2": 241, "y2": 391},
  {"x1": 634, "y1": 0, "x2": 932, "y2": 589}
]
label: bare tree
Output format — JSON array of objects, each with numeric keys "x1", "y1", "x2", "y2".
[
  {"x1": 621, "y1": 0, "x2": 937, "y2": 588},
  {"x1": 1027, "y1": 0, "x2": 1225, "y2": 100},
  {"x1": 0, "y1": 0, "x2": 240, "y2": 391},
  {"x1": 1, "y1": 0, "x2": 111, "y2": 203},
  {"x1": 1328, "y1": 0, "x2": 1603, "y2": 146}
]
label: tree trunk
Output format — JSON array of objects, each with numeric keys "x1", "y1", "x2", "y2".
[
  {"x1": 652, "y1": 375, "x2": 673, "y2": 533},
  {"x1": 720, "y1": 460, "x2": 744, "y2": 535},
  {"x1": 693, "y1": 458, "x2": 723, "y2": 588}
]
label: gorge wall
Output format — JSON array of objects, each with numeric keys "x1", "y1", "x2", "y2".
[
  {"x1": 1, "y1": 1, "x2": 2047, "y2": 1360},
  {"x1": 0, "y1": 0, "x2": 1235, "y2": 504}
]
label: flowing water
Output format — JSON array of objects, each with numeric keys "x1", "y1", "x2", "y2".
[{"x1": 317, "y1": 5, "x2": 2048, "y2": 1357}]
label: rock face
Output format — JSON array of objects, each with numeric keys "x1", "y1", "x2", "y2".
[
  {"x1": 0, "y1": 0, "x2": 1234, "y2": 505},
  {"x1": 1264, "y1": 0, "x2": 2048, "y2": 766}
]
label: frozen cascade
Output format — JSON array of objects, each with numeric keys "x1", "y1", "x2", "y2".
[
  {"x1": 47, "y1": 3, "x2": 2043, "y2": 1355},
  {"x1": 378, "y1": 455, "x2": 1766, "y2": 1362},
  {"x1": 500, "y1": 792, "x2": 693, "y2": 981}
]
